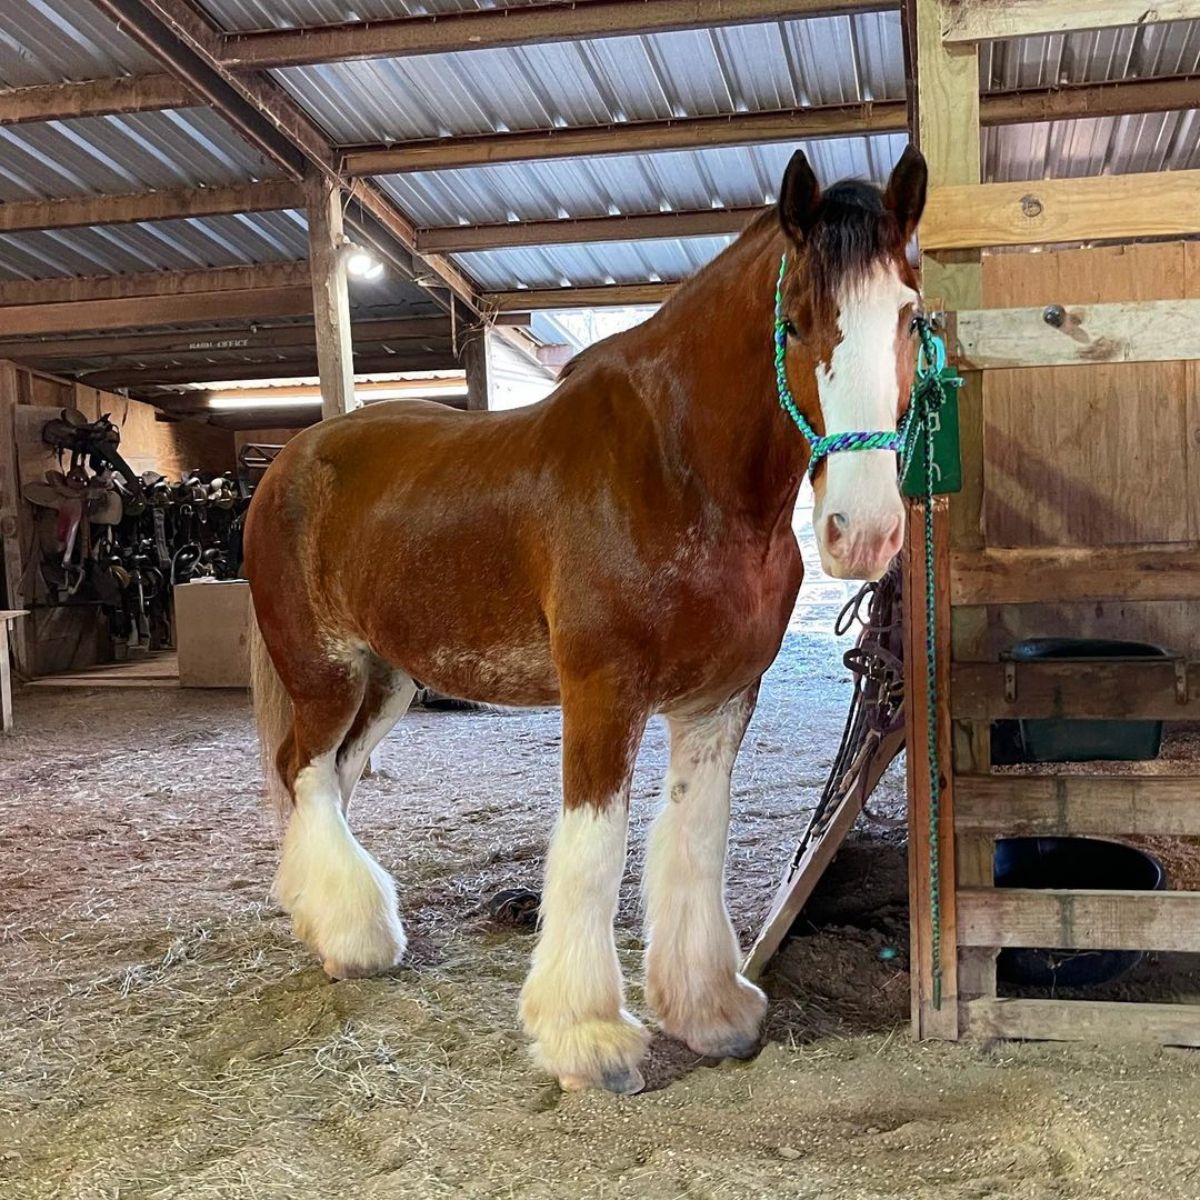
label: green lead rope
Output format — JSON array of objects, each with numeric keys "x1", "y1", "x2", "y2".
[{"x1": 903, "y1": 317, "x2": 952, "y2": 1011}]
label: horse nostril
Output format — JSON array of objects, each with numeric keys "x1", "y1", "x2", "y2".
[{"x1": 825, "y1": 512, "x2": 850, "y2": 552}]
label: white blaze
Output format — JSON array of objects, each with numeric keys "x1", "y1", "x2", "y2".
[{"x1": 813, "y1": 261, "x2": 916, "y2": 577}]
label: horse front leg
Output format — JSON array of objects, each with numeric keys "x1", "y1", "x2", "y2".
[
  {"x1": 644, "y1": 684, "x2": 767, "y2": 1058},
  {"x1": 519, "y1": 674, "x2": 649, "y2": 1094}
]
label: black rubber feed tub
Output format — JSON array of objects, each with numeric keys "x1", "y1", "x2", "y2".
[
  {"x1": 995, "y1": 837, "x2": 1167, "y2": 989},
  {"x1": 991, "y1": 637, "x2": 1169, "y2": 765}
]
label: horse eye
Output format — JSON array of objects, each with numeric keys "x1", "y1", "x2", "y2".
[{"x1": 783, "y1": 319, "x2": 800, "y2": 339}]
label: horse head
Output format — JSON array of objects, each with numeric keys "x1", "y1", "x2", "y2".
[{"x1": 775, "y1": 145, "x2": 928, "y2": 580}]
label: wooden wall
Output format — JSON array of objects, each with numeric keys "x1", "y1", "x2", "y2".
[{"x1": 954, "y1": 243, "x2": 1200, "y2": 662}]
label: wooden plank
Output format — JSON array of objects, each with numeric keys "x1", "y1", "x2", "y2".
[
  {"x1": 0, "y1": 180, "x2": 302, "y2": 233},
  {"x1": 0, "y1": 364, "x2": 32, "y2": 678},
  {"x1": 952, "y1": 299, "x2": 1200, "y2": 369},
  {"x1": 488, "y1": 284, "x2": 676, "y2": 311},
  {"x1": 979, "y1": 243, "x2": 1193, "y2": 549},
  {"x1": 0, "y1": 287, "x2": 314, "y2": 337},
  {"x1": 956, "y1": 774, "x2": 1200, "y2": 837},
  {"x1": 981, "y1": 75, "x2": 1200, "y2": 126},
  {"x1": 952, "y1": 659, "x2": 1200, "y2": 720},
  {"x1": 219, "y1": 0, "x2": 895, "y2": 69},
  {"x1": 923, "y1": 171, "x2": 1200, "y2": 250},
  {"x1": 951, "y1": 547, "x2": 1200, "y2": 605},
  {"x1": 462, "y1": 333, "x2": 491, "y2": 412},
  {"x1": 347, "y1": 102, "x2": 908, "y2": 174},
  {"x1": 0, "y1": 74, "x2": 193, "y2": 125},
  {"x1": 959, "y1": 887, "x2": 1200, "y2": 953},
  {"x1": 417, "y1": 206, "x2": 761, "y2": 253},
  {"x1": 905, "y1": 0, "x2": 978, "y2": 1043},
  {"x1": 942, "y1": 0, "x2": 1200, "y2": 43},
  {"x1": 744, "y1": 724, "x2": 907, "y2": 981},
  {"x1": 0, "y1": 262, "x2": 310, "y2": 307},
  {"x1": 0, "y1": 316, "x2": 451, "y2": 364},
  {"x1": 964, "y1": 997, "x2": 1200, "y2": 1047},
  {"x1": 306, "y1": 171, "x2": 355, "y2": 418}
]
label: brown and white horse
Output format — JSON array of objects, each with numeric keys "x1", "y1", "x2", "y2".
[{"x1": 245, "y1": 146, "x2": 927, "y2": 1094}]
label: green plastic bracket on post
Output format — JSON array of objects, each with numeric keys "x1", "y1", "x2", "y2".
[{"x1": 901, "y1": 368, "x2": 963, "y2": 498}]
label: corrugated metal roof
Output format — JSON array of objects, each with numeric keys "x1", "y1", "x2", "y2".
[
  {"x1": 381, "y1": 135, "x2": 906, "y2": 226},
  {"x1": 0, "y1": 109, "x2": 278, "y2": 201},
  {"x1": 3, "y1": 0, "x2": 162, "y2": 87},
  {"x1": 985, "y1": 109, "x2": 1200, "y2": 182},
  {"x1": 981, "y1": 19, "x2": 1200, "y2": 90},
  {"x1": 263, "y1": 14, "x2": 904, "y2": 145},
  {"x1": 199, "y1": 0, "x2": 550, "y2": 29},
  {"x1": 453, "y1": 235, "x2": 735, "y2": 291},
  {"x1": 0, "y1": 210, "x2": 309, "y2": 280}
]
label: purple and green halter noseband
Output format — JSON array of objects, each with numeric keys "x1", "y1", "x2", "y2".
[{"x1": 774, "y1": 253, "x2": 936, "y2": 480}]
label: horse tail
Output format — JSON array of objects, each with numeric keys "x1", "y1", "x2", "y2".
[{"x1": 249, "y1": 604, "x2": 293, "y2": 823}]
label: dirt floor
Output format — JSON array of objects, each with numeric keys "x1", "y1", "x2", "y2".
[{"x1": 5, "y1": 551, "x2": 1200, "y2": 1198}]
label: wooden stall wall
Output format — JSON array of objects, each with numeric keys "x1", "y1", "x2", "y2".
[
  {"x1": 953, "y1": 243, "x2": 1200, "y2": 665},
  {"x1": 3, "y1": 362, "x2": 237, "y2": 675}
]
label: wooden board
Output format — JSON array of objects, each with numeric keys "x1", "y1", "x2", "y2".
[
  {"x1": 951, "y1": 659, "x2": 1200, "y2": 720},
  {"x1": 950, "y1": 547, "x2": 1200, "y2": 605},
  {"x1": 962, "y1": 997, "x2": 1200, "y2": 1047},
  {"x1": 941, "y1": 0, "x2": 1200, "y2": 43},
  {"x1": 923, "y1": 171, "x2": 1200, "y2": 250},
  {"x1": 980, "y1": 243, "x2": 1195, "y2": 549},
  {"x1": 958, "y1": 888, "x2": 1200, "y2": 952},
  {"x1": 956, "y1": 775, "x2": 1200, "y2": 837},
  {"x1": 952, "y1": 299, "x2": 1200, "y2": 369}
]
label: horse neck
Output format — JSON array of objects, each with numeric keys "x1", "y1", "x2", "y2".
[{"x1": 637, "y1": 219, "x2": 812, "y2": 528}]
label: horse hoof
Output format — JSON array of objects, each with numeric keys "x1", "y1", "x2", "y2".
[
  {"x1": 688, "y1": 1033, "x2": 759, "y2": 1061},
  {"x1": 322, "y1": 951, "x2": 401, "y2": 980},
  {"x1": 559, "y1": 1066, "x2": 645, "y2": 1095}
]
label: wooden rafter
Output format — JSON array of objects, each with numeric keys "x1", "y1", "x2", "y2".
[
  {"x1": 941, "y1": 0, "x2": 1200, "y2": 43},
  {"x1": 0, "y1": 287, "x2": 314, "y2": 337},
  {"x1": 486, "y1": 284, "x2": 676, "y2": 310},
  {"x1": 0, "y1": 179, "x2": 302, "y2": 233},
  {"x1": 218, "y1": 0, "x2": 895, "y2": 70},
  {"x1": 418, "y1": 207, "x2": 762, "y2": 253},
  {"x1": 80, "y1": 349, "x2": 460, "y2": 390},
  {"x1": 0, "y1": 74, "x2": 194, "y2": 124},
  {"x1": 0, "y1": 262, "x2": 310, "y2": 307},
  {"x1": 0, "y1": 316, "x2": 451, "y2": 364}
]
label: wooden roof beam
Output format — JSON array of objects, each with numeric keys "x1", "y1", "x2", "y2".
[
  {"x1": 941, "y1": 0, "x2": 1200, "y2": 43},
  {"x1": 86, "y1": 349, "x2": 462, "y2": 389},
  {"x1": 418, "y1": 207, "x2": 762, "y2": 253},
  {"x1": 0, "y1": 315, "x2": 452, "y2": 364},
  {"x1": 0, "y1": 179, "x2": 302, "y2": 233},
  {"x1": 0, "y1": 261, "x2": 310, "y2": 307},
  {"x1": 219, "y1": 0, "x2": 895, "y2": 70},
  {"x1": 487, "y1": 284, "x2": 676, "y2": 311},
  {"x1": 0, "y1": 74, "x2": 194, "y2": 124}
]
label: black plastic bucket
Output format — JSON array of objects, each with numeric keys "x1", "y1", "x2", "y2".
[
  {"x1": 994, "y1": 836, "x2": 1167, "y2": 988},
  {"x1": 991, "y1": 637, "x2": 1168, "y2": 765}
]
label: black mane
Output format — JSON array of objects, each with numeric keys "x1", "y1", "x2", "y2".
[{"x1": 807, "y1": 179, "x2": 901, "y2": 307}]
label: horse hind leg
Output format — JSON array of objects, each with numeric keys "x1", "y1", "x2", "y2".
[
  {"x1": 336, "y1": 657, "x2": 417, "y2": 806},
  {"x1": 274, "y1": 653, "x2": 407, "y2": 980}
]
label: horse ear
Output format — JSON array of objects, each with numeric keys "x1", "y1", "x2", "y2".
[
  {"x1": 778, "y1": 150, "x2": 822, "y2": 241},
  {"x1": 884, "y1": 145, "x2": 927, "y2": 241}
]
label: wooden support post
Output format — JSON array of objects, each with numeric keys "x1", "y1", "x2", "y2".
[
  {"x1": 305, "y1": 170, "x2": 357, "y2": 420},
  {"x1": 463, "y1": 332, "x2": 491, "y2": 412},
  {"x1": 0, "y1": 362, "x2": 32, "y2": 679},
  {"x1": 905, "y1": 0, "x2": 981, "y2": 1042}
]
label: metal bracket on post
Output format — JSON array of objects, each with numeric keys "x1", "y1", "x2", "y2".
[
  {"x1": 1004, "y1": 661, "x2": 1017, "y2": 704},
  {"x1": 1176, "y1": 659, "x2": 1189, "y2": 705}
]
